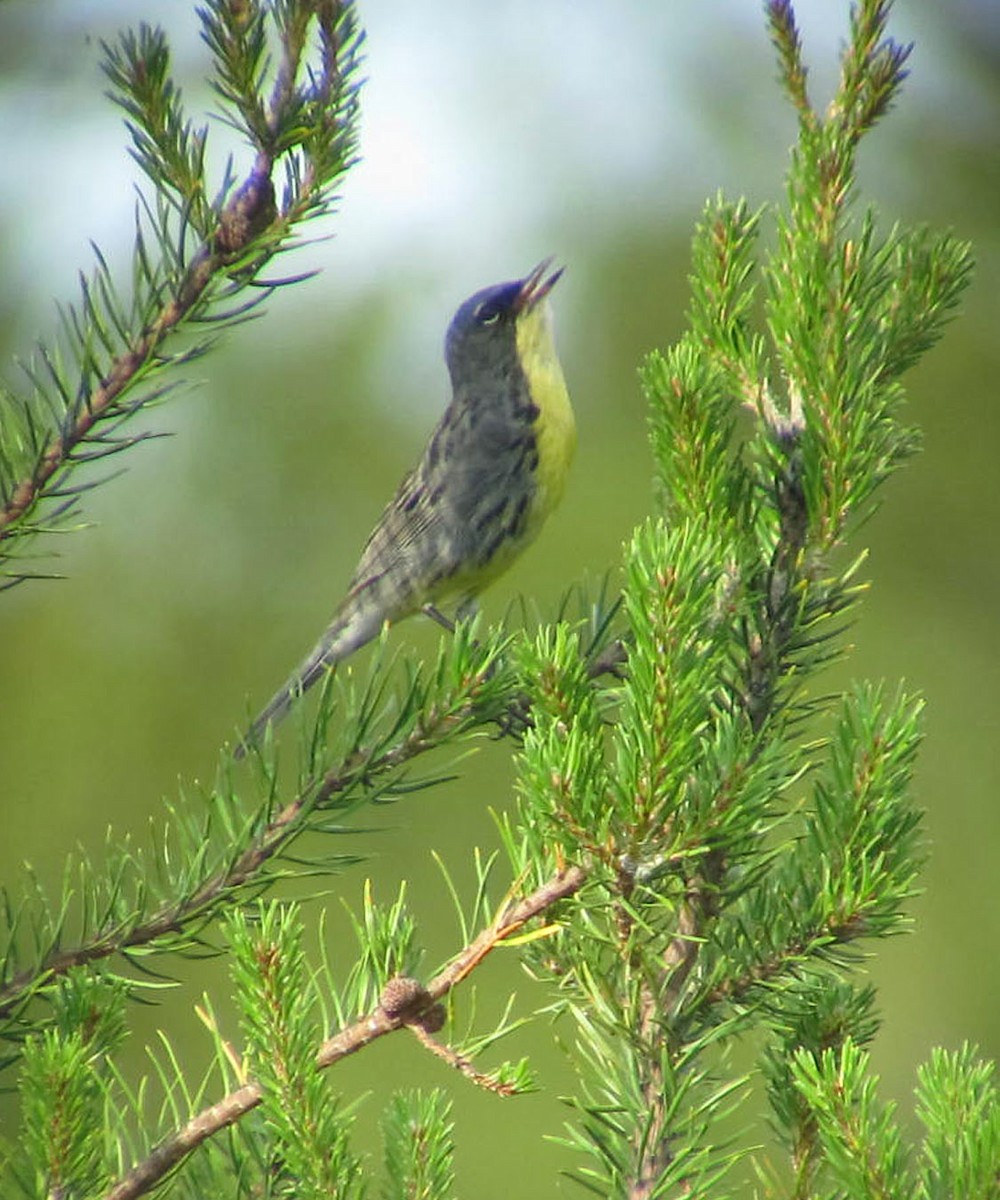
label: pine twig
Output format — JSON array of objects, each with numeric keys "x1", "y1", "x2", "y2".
[
  {"x1": 0, "y1": 681, "x2": 487, "y2": 1021},
  {"x1": 0, "y1": 1, "x2": 362, "y2": 578},
  {"x1": 102, "y1": 864, "x2": 586, "y2": 1200}
]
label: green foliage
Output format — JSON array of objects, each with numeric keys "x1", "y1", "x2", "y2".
[
  {"x1": 766, "y1": 1037, "x2": 1000, "y2": 1199},
  {"x1": 102, "y1": 23, "x2": 211, "y2": 231},
  {"x1": 915, "y1": 1045, "x2": 1000, "y2": 1200},
  {"x1": 513, "y1": 622, "x2": 609, "y2": 865},
  {"x1": 229, "y1": 904, "x2": 362, "y2": 1198},
  {"x1": 0, "y1": 618, "x2": 516, "y2": 1060},
  {"x1": 0, "y1": 0, "x2": 362, "y2": 587},
  {"x1": 19, "y1": 1029, "x2": 111, "y2": 1198},
  {"x1": 339, "y1": 879, "x2": 420, "y2": 1019},
  {"x1": 507, "y1": 0, "x2": 976, "y2": 1194},
  {"x1": 14, "y1": 972, "x2": 127, "y2": 1199},
  {"x1": 791, "y1": 1039, "x2": 912, "y2": 1197},
  {"x1": 761, "y1": 976, "x2": 882, "y2": 1151},
  {"x1": 0, "y1": 1, "x2": 989, "y2": 1198},
  {"x1": 381, "y1": 1089, "x2": 455, "y2": 1200}
]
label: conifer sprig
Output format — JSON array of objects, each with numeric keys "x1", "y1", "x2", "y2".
[
  {"x1": 2, "y1": 2, "x2": 991, "y2": 1196},
  {"x1": 0, "y1": 625, "x2": 514, "y2": 1048},
  {"x1": 101, "y1": 867, "x2": 585, "y2": 1200},
  {"x1": 0, "y1": 0, "x2": 362, "y2": 587},
  {"x1": 508, "y1": 1, "x2": 974, "y2": 1194}
]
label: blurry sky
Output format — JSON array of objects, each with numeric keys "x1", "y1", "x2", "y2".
[
  {"x1": 1, "y1": 1, "x2": 992, "y2": 356},
  {"x1": 1, "y1": 1, "x2": 999, "y2": 1193}
]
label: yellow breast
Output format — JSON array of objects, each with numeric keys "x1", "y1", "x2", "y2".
[{"x1": 517, "y1": 302, "x2": 576, "y2": 535}]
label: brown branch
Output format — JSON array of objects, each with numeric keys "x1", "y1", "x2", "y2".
[
  {"x1": 0, "y1": 694, "x2": 481, "y2": 1019},
  {"x1": 628, "y1": 854, "x2": 724, "y2": 1200},
  {"x1": 103, "y1": 864, "x2": 587, "y2": 1200},
  {"x1": 627, "y1": 440, "x2": 810, "y2": 1196},
  {"x1": 407, "y1": 1023, "x2": 518, "y2": 1097},
  {"x1": 0, "y1": 163, "x2": 274, "y2": 547},
  {"x1": 0, "y1": 0, "x2": 357, "y2": 552}
]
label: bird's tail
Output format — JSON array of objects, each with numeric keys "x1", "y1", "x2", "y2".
[{"x1": 234, "y1": 601, "x2": 385, "y2": 759}]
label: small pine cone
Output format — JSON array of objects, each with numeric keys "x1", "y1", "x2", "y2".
[{"x1": 378, "y1": 975, "x2": 429, "y2": 1022}]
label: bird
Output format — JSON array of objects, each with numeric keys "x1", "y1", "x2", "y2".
[{"x1": 236, "y1": 260, "x2": 575, "y2": 757}]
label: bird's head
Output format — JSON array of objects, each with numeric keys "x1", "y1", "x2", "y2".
[{"x1": 444, "y1": 260, "x2": 564, "y2": 385}]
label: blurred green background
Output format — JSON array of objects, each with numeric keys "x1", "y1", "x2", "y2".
[{"x1": 1, "y1": 0, "x2": 998, "y2": 1192}]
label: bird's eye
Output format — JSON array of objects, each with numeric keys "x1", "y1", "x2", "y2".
[{"x1": 474, "y1": 301, "x2": 501, "y2": 326}]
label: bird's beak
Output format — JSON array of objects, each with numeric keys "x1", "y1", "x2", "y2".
[{"x1": 513, "y1": 258, "x2": 564, "y2": 314}]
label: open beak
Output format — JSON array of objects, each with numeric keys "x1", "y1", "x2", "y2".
[{"x1": 513, "y1": 258, "x2": 564, "y2": 314}]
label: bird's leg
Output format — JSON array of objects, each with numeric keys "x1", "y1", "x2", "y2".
[
  {"x1": 455, "y1": 596, "x2": 479, "y2": 624},
  {"x1": 423, "y1": 597, "x2": 479, "y2": 634},
  {"x1": 422, "y1": 604, "x2": 456, "y2": 633}
]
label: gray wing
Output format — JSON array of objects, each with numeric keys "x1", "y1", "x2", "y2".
[
  {"x1": 236, "y1": 396, "x2": 536, "y2": 757},
  {"x1": 346, "y1": 400, "x2": 537, "y2": 605}
]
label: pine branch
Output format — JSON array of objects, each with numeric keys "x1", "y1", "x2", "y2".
[
  {"x1": 381, "y1": 1090, "x2": 455, "y2": 1200},
  {"x1": 2, "y1": 2, "x2": 984, "y2": 1193},
  {"x1": 102, "y1": 865, "x2": 586, "y2": 1200},
  {"x1": 0, "y1": 626, "x2": 515, "y2": 1033},
  {"x1": 0, "y1": 1, "x2": 363, "y2": 587},
  {"x1": 513, "y1": 3, "x2": 972, "y2": 1194}
]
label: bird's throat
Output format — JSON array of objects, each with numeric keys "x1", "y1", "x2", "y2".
[{"x1": 516, "y1": 304, "x2": 576, "y2": 527}]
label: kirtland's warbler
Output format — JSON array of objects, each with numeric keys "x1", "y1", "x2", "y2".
[{"x1": 239, "y1": 260, "x2": 574, "y2": 754}]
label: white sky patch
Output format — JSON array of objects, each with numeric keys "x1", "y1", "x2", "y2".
[{"x1": 0, "y1": 0, "x2": 987, "y2": 420}]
